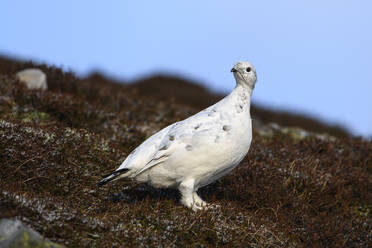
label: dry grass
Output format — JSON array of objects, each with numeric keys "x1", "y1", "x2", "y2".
[{"x1": 0, "y1": 57, "x2": 371, "y2": 247}]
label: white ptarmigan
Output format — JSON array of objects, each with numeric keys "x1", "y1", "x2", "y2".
[{"x1": 98, "y1": 61, "x2": 257, "y2": 211}]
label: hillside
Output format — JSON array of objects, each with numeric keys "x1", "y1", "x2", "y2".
[
  {"x1": 0, "y1": 57, "x2": 371, "y2": 247},
  {"x1": 128, "y1": 74, "x2": 349, "y2": 138}
]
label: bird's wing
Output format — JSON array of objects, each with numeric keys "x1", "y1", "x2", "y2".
[
  {"x1": 118, "y1": 107, "x2": 224, "y2": 177},
  {"x1": 117, "y1": 123, "x2": 174, "y2": 174}
]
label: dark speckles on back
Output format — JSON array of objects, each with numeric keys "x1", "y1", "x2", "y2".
[
  {"x1": 185, "y1": 145, "x2": 192, "y2": 151},
  {"x1": 235, "y1": 103, "x2": 244, "y2": 113},
  {"x1": 208, "y1": 109, "x2": 216, "y2": 117},
  {"x1": 194, "y1": 124, "x2": 201, "y2": 130},
  {"x1": 223, "y1": 125, "x2": 231, "y2": 132}
]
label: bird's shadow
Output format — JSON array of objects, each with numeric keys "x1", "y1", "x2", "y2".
[
  {"x1": 106, "y1": 182, "x2": 229, "y2": 205},
  {"x1": 106, "y1": 184, "x2": 180, "y2": 204}
]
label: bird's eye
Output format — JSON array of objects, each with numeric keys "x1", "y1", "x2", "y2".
[{"x1": 246, "y1": 67, "x2": 251, "y2": 72}]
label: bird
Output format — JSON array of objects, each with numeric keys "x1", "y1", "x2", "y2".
[{"x1": 98, "y1": 61, "x2": 257, "y2": 211}]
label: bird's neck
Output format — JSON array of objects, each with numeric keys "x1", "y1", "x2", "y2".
[
  {"x1": 234, "y1": 84, "x2": 253, "y2": 101},
  {"x1": 228, "y1": 84, "x2": 252, "y2": 115},
  {"x1": 235, "y1": 83, "x2": 253, "y2": 97}
]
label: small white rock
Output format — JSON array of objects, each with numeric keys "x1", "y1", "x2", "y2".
[{"x1": 16, "y1": 68, "x2": 47, "y2": 90}]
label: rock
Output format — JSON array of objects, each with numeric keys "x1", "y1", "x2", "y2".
[
  {"x1": 0, "y1": 218, "x2": 65, "y2": 248},
  {"x1": 16, "y1": 68, "x2": 47, "y2": 90},
  {"x1": 255, "y1": 121, "x2": 336, "y2": 141}
]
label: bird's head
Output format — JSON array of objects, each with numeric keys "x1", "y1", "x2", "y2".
[{"x1": 231, "y1": 61, "x2": 257, "y2": 91}]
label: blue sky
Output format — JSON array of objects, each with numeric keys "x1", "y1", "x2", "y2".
[{"x1": 1, "y1": 1, "x2": 371, "y2": 137}]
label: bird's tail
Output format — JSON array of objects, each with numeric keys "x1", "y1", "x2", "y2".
[{"x1": 97, "y1": 168, "x2": 129, "y2": 187}]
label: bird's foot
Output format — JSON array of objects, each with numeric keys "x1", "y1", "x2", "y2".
[
  {"x1": 203, "y1": 203, "x2": 220, "y2": 211},
  {"x1": 192, "y1": 193, "x2": 208, "y2": 208},
  {"x1": 191, "y1": 202, "x2": 220, "y2": 211},
  {"x1": 184, "y1": 193, "x2": 220, "y2": 211},
  {"x1": 179, "y1": 180, "x2": 219, "y2": 211}
]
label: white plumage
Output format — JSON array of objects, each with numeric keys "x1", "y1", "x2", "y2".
[{"x1": 98, "y1": 61, "x2": 257, "y2": 211}]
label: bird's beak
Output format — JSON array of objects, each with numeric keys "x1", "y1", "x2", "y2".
[{"x1": 231, "y1": 68, "x2": 237, "y2": 72}]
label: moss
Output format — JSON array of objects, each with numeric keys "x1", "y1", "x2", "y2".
[
  {"x1": 353, "y1": 204, "x2": 371, "y2": 218},
  {"x1": 20, "y1": 110, "x2": 50, "y2": 124}
]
